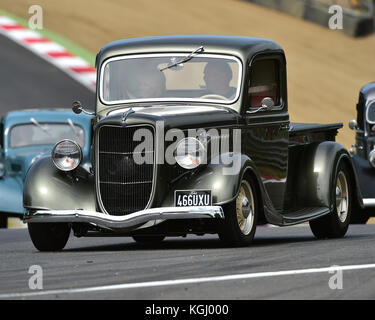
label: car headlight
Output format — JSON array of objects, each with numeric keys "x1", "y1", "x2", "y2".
[
  {"x1": 369, "y1": 149, "x2": 375, "y2": 168},
  {"x1": 175, "y1": 137, "x2": 206, "y2": 169},
  {"x1": 52, "y1": 139, "x2": 82, "y2": 171}
]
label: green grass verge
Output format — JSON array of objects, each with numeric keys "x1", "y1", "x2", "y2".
[{"x1": 0, "y1": 8, "x2": 96, "y2": 66}]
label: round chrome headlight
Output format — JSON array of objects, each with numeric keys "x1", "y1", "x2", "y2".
[
  {"x1": 52, "y1": 140, "x2": 82, "y2": 171},
  {"x1": 175, "y1": 137, "x2": 206, "y2": 170},
  {"x1": 369, "y1": 149, "x2": 375, "y2": 168}
]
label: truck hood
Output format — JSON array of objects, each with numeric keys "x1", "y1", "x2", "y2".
[{"x1": 98, "y1": 104, "x2": 240, "y2": 130}]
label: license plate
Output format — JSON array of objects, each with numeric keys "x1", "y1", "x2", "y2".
[{"x1": 175, "y1": 190, "x2": 212, "y2": 207}]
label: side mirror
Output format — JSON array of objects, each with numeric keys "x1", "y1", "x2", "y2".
[
  {"x1": 348, "y1": 119, "x2": 358, "y2": 130},
  {"x1": 72, "y1": 101, "x2": 83, "y2": 114},
  {"x1": 247, "y1": 97, "x2": 275, "y2": 115},
  {"x1": 72, "y1": 101, "x2": 95, "y2": 116},
  {"x1": 261, "y1": 97, "x2": 275, "y2": 111},
  {"x1": 349, "y1": 119, "x2": 364, "y2": 134}
]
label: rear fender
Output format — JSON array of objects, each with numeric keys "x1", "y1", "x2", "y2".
[{"x1": 288, "y1": 141, "x2": 361, "y2": 211}]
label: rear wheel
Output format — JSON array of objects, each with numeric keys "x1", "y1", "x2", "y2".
[
  {"x1": 28, "y1": 223, "x2": 70, "y2": 251},
  {"x1": 132, "y1": 235, "x2": 165, "y2": 244},
  {"x1": 218, "y1": 177, "x2": 258, "y2": 246},
  {"x1": 309, "y1": 162, "x2": 352, "y2": 239}
]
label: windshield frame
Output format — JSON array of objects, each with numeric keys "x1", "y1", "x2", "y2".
[{"x1": 99, "y1": 53, "x2": 243, "y2": 106}]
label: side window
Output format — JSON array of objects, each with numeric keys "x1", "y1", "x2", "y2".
[{"x1": 249, "y1": 59, "x2": 280, "y2": 108}]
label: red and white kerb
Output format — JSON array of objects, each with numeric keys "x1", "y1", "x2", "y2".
[{"x1": 0, "y1": 15, "x2": 96, "y2": 91}]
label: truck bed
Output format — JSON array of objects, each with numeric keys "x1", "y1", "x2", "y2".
[{"x1": 289, "y1": 122, "x2": 343, "y2": 145}]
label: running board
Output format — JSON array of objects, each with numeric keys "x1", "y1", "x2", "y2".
[{"x1": 281, "y1": 207, "x2": 331, "y2": 226}]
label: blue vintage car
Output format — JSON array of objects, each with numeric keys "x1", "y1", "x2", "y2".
[{"x1": 0, "y1": 108, "x2": 93, "y2": 227}]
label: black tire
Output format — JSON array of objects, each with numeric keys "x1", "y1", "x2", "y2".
[
  {"x1": 218, "y1": 176, "x2": 258, "y2": 246},
  {"x1": 309, "y1": 161, "x2": 352, "y2": 239},
  {"x1": 0, "y1": 214, "x2": 7, "y2": 228},
  {"x1": 132, "y1": 235, "x2": 165, "y2": 244},
  {"x1": 28, "y1": 223, "x2": 70, "y2": 251}
]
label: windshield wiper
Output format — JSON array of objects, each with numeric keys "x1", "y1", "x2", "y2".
[
  {"x1": 30, "y1": 117, "x2": 50, "y2": 135},
  {"x1": 67, "y1": 118, "x2": 79, "y2": 137},
  {"x1": 160, "y1": 46, "x2": 204, "y2": 71}
]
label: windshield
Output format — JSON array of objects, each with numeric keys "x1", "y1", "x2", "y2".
[
  {"x1": 100, "y1": 54, "x2": 242, "y2": 105},
  {"x1": 367, "y1": 101, "x2": 375, "y2": 124},
  {"x1": 9, "y1": 123, "x2": 85, "y2": 148}
]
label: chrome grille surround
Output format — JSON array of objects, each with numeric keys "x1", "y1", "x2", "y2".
[{"x1": 96, "y1": 124, "x2": 156, "y2": 216}]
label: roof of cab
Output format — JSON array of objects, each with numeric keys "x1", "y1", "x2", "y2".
[{"x1": 96, "y1": 35, "x2": 284, "y2": 66}]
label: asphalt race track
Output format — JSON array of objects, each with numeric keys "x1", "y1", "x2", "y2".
[
  {"x1": 0, "y1": 225, "x2": 375, "y2": 300},
  {"x1": 0, "y1": 34, "x2": 95, "y2": 114}
]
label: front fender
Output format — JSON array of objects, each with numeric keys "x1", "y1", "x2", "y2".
[
  {"x1": 161, "y1": 153, "x2": 251, "y2": 206},
  {"x1": 23, "y1": 156, "x2": 96, "y2": 211},
  {"x1": 162, "y1": 153, "x2": 282, "y2": 224},
  {"x1": 0, "y1": 176, "x2": 24, "y2": 214}
]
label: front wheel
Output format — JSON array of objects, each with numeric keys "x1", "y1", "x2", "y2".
[
  {"x1": 218, "y1": 177, "x2": 258, "y2": 246},
  {"x1": 309, "y1": 161, "x2": 352, "y2": 239},
  {"x1": 28, "y1": 223, "x2": 71, "y2": 251}
]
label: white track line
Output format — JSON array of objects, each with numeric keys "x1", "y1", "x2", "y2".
[
  {"x1": 1, "y1": 263, "x2": 375, "y2": 299},
  {"x1": 0, "y1": 15, "x2": 96, "y2": 92}
]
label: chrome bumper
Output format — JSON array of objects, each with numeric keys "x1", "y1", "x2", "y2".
[{"x1": 24, "y1": 206, "x2": 224, "y2": 232}]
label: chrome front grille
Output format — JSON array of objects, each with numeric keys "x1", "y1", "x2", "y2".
[{"x1": 97, "y1": 125, "x2": 155, "y2": 216}]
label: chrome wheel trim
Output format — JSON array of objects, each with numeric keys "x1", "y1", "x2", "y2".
[
  {"x1": 336, "y1": 171, "x2": 349, "y2": 223},
  {"x1": 236, "y1": 180, "x2": 255, "y2": 235}
]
